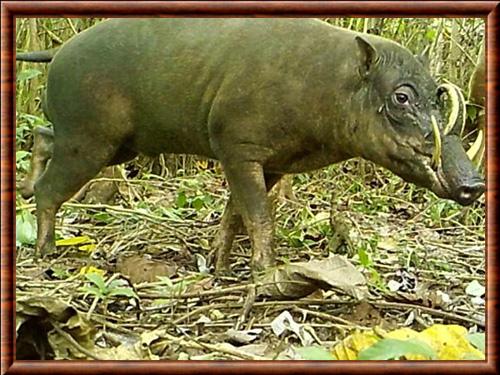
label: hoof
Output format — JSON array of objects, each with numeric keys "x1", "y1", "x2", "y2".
[
  {"x1": 36, "y1": 241, "x2": 56, "y2": 258},
  {"x1": 214, "y1": 263, "x2": 232, "y2": 277},
  {"x1": 252, "y1": 255, "x2": 276, "y2": 273}
]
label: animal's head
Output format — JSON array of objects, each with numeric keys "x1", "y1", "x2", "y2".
[{"x1": 352, "y1": 35, "x2": 484, "y2": 206}]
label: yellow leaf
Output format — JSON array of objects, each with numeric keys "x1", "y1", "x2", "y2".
[
  {"x1": 386, "y1": 325, "x2": 484, "y2": 360},
  {"x1": 56, "y1": 236, "x2": 93, "y2": 246},
  {"x1": 377, "y1": 238, "x2": 398, "y2": 251},
  {"x1": 196, "y1": 160, "x2": 208, "y2": 169},
  {"x1": 331, "y1": 330, "x2": 382, "y2": 360},
  {"x1": 386, "y1": 327, "x2": 419, "y2": 340},
  {"x1": 417, "y1": 324, "x2": 484, "y2": 360},
  {"x1": 78, "y1": 244, "x2": 96, "y2": 252},
  {"x1": 79, "y1": 266, "x2": 106, "y2": 277},
  {"x1": 331, "y1": 325, "x2": 484, "y2": 360}
]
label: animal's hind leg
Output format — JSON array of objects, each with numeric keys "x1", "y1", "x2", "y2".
[
  {"x1": 19, "y1": 127, "x2": 54, "y2": 199},
  {"x1": 34, "y1": 139, "x2": 118, "y2": 257},
  {"x1": 213, "y1": 195, "x2": 243, "y2": 275}
]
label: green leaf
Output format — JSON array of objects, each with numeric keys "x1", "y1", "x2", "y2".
[
  {"x1": 358, "y1": 247, "x2": 371, "y2": 267},
  {"x1": 93, "y1": 212, "x2": 113, "y2": 223},
  {"x1": 85, "y1": 273, "x2": 107, "y2": 291},
  {"x1": 79, "y1": 285, "x2": 104, "y2": 298},
  {"x1": 466, "y1": 333, "x2": 485, "y2": 353},
  {"x1": 466, "y1": 105, "x2": 478, "y2": 121},
  {"x1": 107, "y1": 279, "x2": 127, "y2": 290},
  {"x1": 176, "y1": 191, "x2": 187, "y2": 208},
  {"x1": 50, "y1": 266, "x2": 71, "y2": 279},
  {"x1": 192, "y1": 197, "x2": 204, "y2": 211},
  {"x1": 357, "y1": 338, "x2": 437, "y2": 360},
  {"x1": 424, "y1": 29, "x2": 437, "y2": 42},
  {"x1": 16, "y1": 211, "x2": 37, "y2": 246},
  {"x1": 19, "y1": 114, "x2": 47, "y2": 125},
  {"x1": 108, "y1": 287, "x2": 138, "y2": 299},
  {"x1": 369, "y1": 269, "x2": 386, "y2": 290},
  {"x1": 296, "y1": 346, "x2": 336, "y2": 360},
  {"x1": 16, "y1": 150, "x2": 30, "y2": 161},
  {"x1": 16, "y1": 68, "x2": 42, "y2": 82},
  {"x1": 202, "y1": 194, "x2": 213, "y2": 205}
]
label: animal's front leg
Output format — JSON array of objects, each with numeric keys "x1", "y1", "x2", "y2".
[{"x1": 222, "y1": 161, "x2": 276, "y2": 275}]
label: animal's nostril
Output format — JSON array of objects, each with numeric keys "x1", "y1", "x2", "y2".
[{"x1": 458, "y1": 182, "x2": 485, "y2": 205}]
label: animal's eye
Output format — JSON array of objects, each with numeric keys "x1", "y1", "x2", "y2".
[
  {"x1": 395, "y1": 92, "x2": 409, "y2": 105},
  {"x1": 392, "y1": 85, "x2": 416, "y2": 107}
]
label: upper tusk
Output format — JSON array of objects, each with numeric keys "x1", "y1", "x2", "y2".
[
  {"x1": 454, "y1": 83, "x2": 467, "y2": 137},
  {"x1": 431, "y1": 115, "x2": 442, "y2": 170},
  {"x1": 439, "y1": 83, "x2": 459, "y2": 135},
  {"x1": 439, "y1": 82, "x2": 467, "y2": 136}
]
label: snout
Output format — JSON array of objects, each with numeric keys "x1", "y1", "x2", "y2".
[
  {"x1": 430, "y1": 83, "x2": 484, "y2": 206},
  {"x1": 438, "y1": 135, "x2": 485, "y2": 206},
  {"x1": 455, "y1": 179, "x2": 485, "y2": 206}
]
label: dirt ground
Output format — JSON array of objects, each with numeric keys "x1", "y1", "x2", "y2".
[{"x1": 15, "y1": 160, "x2": 485, "y2": 360}]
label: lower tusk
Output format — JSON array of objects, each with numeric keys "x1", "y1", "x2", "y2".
[
  {"x1": 466, "y1": 129, "x2": 485, "y2": 166},
  {"x1": 431, "y1": 115, "x2": 442, "y2": 170}
]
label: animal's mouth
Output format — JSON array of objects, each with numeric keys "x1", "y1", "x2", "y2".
[
  {"x1": 409, "y1": 139, "x2": 484, "y2": 206},
  {"x1": 408, "y1": 82, "x2": 484, "y2": 204},
  {"x1": 430, "y1": 162, "x2": 453, "y2": 198},
  {"x1": 405, "y1": 146, "x2": 452, "y2": 198}
]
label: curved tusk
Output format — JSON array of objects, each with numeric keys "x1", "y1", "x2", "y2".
[
  {"x1": 439, "y1": 82, "x2": 467, "y2": 136},
  {"x1": 431, "y1": 115, "x2": 442, "y2": 170},
  {"x1": 439, "y1": 83, "x2": 459, "y2": 135},
  {"x1": 466, "y1": 129, "x2": 484, "y2": 164},
  {"x1": 454, "y1": 83, "x2": 467, "y2": 136}
]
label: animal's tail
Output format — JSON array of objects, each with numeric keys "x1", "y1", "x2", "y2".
[{"x1": 16, "y1": 48, "x2": 59, "y2": 63}]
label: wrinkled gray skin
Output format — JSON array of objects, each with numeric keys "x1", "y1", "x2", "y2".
[{"x1": 17, "y1": 19, "x2": 484, "y2": 275}]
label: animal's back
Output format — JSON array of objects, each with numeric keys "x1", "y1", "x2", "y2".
[{"x1": 45, "y1": 19, "x2": 364, "y2": 158}]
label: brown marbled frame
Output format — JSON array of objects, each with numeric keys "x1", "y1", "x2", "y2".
[{"x1": 1, "y1": 1, "x2": 498, "y2": 374}]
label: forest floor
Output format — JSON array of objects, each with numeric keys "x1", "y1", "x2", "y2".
[{"x1": 15, "y1": 159, "x2": 485, "y2": 360}]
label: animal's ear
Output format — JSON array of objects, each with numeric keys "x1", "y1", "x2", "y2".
[
  {"x1": 355, "y1": 36, "x2": 379, "y2": 77},
  {"x1": 415, "y1": 45, "x2": 431, "y2": 69}
]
